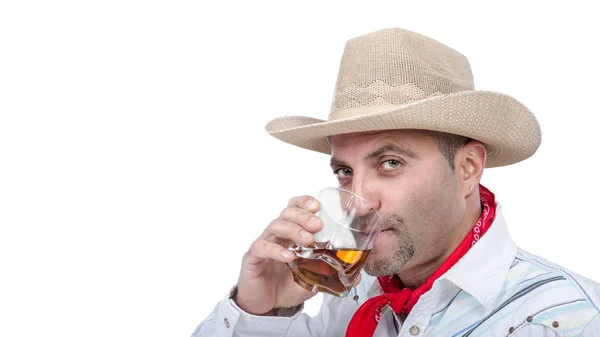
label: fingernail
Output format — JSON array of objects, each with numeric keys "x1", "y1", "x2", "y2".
[
  {"x1": 307, "y1": 200, "x2": 319, "y2": 209},
  {"x1": 282, "y1": 251, "x2": 294, "y2": 259},
  {"x1": 300, "y1": 230, "x2": 312, "y2": 239}
]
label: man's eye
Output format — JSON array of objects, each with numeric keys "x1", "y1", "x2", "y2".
[
  {"x1": 381, "y1": 159, "x2": 401, "y2": 170},
  {"x1": 334, "y1": 168, "x2": 352, "y2": 178}
]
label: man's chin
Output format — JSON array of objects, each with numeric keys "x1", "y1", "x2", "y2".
[
  {"x1": 363, "y1": 258, "x2": 402, "y2": 277},
  {"x1": 363, "y1": 249, "x2": 414, "y2": 276},
  {"x1": 362, "y1": 266, "x2": 381, "y2": 277}
]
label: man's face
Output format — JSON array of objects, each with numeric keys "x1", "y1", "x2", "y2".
[{"x1": 329, "y1": 130, "x2": 465, "y2": 276}]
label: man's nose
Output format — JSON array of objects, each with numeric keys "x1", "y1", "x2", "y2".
[{"x1": 350, "y1": 178, "x2": 380, "y2": 216}]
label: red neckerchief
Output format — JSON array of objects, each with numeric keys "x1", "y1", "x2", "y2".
[{"x1": 345, "y1": 185, "x2": 496, "y2": 337}]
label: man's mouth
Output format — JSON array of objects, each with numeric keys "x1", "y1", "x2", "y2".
[{"x1": 381, "y1": 228, "x2": 394, "y2": 233}]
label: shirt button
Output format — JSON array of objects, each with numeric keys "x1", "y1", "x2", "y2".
[
  {"x1": 223, "y1": 318, "x2": 230, "y2": 328},
  {"x1": 409, "y1": 325, "x2": 420, "y2": 335},
  {"x1": 353, "y1": 295, "x2": 359, "y2": 301}
]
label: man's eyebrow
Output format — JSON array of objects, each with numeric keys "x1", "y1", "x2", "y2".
[
  {"x1": 364, "y1": 144, "x2": 419, "y2": 161},
  {"x1": 329, "y1": 144, "x2": 418, "y2": 168},
  {"x1": 330, "y1": 157, "x2": 349, "y2": 169}
]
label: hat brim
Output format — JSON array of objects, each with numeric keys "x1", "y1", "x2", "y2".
[{"x1": 265, "y1": 91, "x2": 541, "y2": 168}]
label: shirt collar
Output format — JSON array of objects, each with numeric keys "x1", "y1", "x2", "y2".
[
  {"x1": 440, "y1": 202, "x2": 518, "y2": 310},
  {"x1": 366, "y1": 202, "x2": 518, "y2": 312}
]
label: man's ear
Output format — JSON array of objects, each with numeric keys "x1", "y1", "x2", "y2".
[{"x1": 455, "y1": 141, "x2": 487, "y2": 197}]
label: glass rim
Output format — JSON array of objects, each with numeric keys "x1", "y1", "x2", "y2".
[{"x1": 318, "y1": 187, "x2": 383, "y2": 225}]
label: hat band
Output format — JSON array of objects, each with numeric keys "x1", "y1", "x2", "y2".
[{"x1": 328, "y1": 92, "x2": 449, "y2": 121}]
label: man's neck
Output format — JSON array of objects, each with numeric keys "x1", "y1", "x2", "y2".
[{"x1": 396, "y1": 202, "x2": 483, "y2": 290}]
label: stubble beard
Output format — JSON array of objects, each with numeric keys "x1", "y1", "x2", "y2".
[{"x1": 363, "y1": 214, "x2": 415, "y2": 276}]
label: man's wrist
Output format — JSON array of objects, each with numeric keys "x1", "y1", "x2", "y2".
[{"x1": 230, "y1": 286, "x2": 303, "y2": 317}]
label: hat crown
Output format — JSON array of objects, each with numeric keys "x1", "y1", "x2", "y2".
[{"x1": 330, "y1": 28, "x2": 474, "y2": 119}]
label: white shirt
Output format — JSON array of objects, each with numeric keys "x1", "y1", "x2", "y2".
[{"x1": 192, "y1": 204, "x2": 600, "y2": 336}]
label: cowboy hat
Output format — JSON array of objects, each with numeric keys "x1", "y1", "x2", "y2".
[{"x1": 265, "y1": 28, "x2": 541, "y2": 168}]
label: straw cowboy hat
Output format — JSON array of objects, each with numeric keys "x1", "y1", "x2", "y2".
[{"x1": 265, "y1": 28, "x2": 541, "y2": 168}]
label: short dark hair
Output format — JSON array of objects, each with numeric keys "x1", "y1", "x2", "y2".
[{"x1": 419, "y1": 130, "x2": 472, "y2": 171}]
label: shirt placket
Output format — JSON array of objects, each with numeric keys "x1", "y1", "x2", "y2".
[{"x1": 397, "y1": 283, "x2": 447, "y2": 337}]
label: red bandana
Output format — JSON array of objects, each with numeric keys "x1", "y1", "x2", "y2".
[{"x1": 345, "y1": 185, "x2": 496, "y2": 337}]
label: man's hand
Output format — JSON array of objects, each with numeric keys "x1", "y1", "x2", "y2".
[{"x1": 234, "y1": 195, "x2": 323, "y2": 315}]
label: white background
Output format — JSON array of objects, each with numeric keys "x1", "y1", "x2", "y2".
[{"x1": 1, "y1": 1, "x2": 599, "y2": 336}]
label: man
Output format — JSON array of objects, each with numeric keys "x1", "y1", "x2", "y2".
[{"x1": 193, "y1": 28, "x2": 600, "y2": 336}]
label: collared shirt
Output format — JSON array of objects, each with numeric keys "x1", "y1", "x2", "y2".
[{"x1": 192, "y1": 204, "x2": 600, "y2": 336}]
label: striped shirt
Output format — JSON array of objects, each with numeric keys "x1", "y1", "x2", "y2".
[{"x1": 193, "y1": 204, "x2": 600, "y2": 336}]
